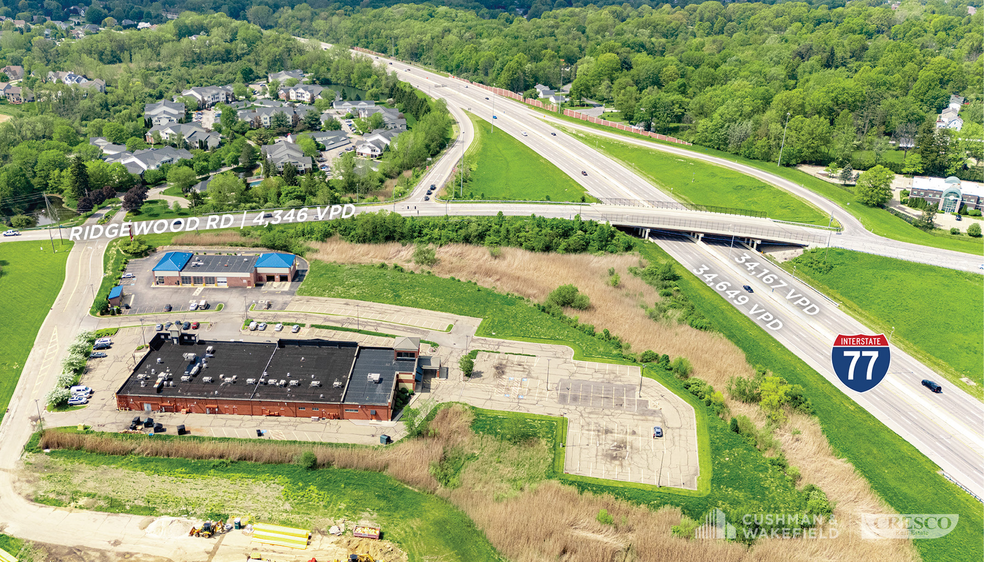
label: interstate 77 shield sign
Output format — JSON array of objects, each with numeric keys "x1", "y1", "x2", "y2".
[{"x1": 831, "y1": 334, "x2": 891, "y2": 392}]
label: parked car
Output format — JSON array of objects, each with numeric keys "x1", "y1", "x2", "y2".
[
  {"x1": 92, "y1": 342, "x2": 111, "y2": 350},
  {"x1": 922, "y1": 379, "x2": 942, "y2": 393},
  {"x1": 191, "y1": 322, "x2": 199, "y2": 329},
  {"x1": 249, "y1": 321, "x2": 258, "y2": 331},
  {"x1": 485, "y1": 97, "x2": 489, "y2": 100},
  {"x1": 653, "y1": 426, "x2": 663, "y2": 438},
  {"x1": 742, "y1": 285, "x2": 754, "y2": 293},
  {"x1": 164, "y1": 304, "x2": 172, "y2": 312},
  {"x1": 155, "y1": 323, "x2": 163, "y2": 331},
  {"x1": 2, "y1": 230, "x2": 19, "y2": 236},
  {"x1": 258, "y1": 322, "x2": 267, "y2": 331},
  {"x1": 275, "y1": 323, "x2": 284, "y2": 332},
  {"x1": 182, "y1": 321, "x2": 190, "y2": 330},
  {"x1": 291, "y1": 324, "x2": 301, "y2": 333},
  {"x1": 189, "y1": 302, "x2": 198, "y2": 311},
  {"x1": 955, "y1": 215, "x2": 962, "y2": 221},
  {"x1": 67, "y1": 396, "x2": 88, "y2": 406},
  {"x1": 165, "y1": 322, "x2": 173, "y2": 329},
  {"x1": 122, "y1": 272, "x2": 134, "y2": 279},
  {"x1": 70, "y1": 386, "x2": 93, "y2": 397},
  {"x1": 424, "y1": 196, "x2": 430, "y2": 201}
]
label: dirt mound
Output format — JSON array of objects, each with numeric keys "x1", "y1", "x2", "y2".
[
  {"x1": 336, "y1": 537, "x2": 408, "y2": 562},
  {"x1": 144, "y1": 516, "x2": 200, "y2": 539}
]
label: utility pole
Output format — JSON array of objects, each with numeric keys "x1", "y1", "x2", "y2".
[
  {"x1": 777, "y1": 112, "x2": 791, "y2": 167},
  {"x1": 491, "y1": 94, "x2": 495, "y2": 134},
  {"x1": 459, "y1": 132, "x2": 464, "y2": 199}
]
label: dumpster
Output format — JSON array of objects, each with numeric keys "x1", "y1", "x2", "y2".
[{"x1": 380, "y1": 434, "x2": 390, "y2": 445}]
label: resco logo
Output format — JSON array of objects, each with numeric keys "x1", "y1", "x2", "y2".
[
  {"x1": 860, "y1": 514, "x2": 959, "y2": 540},
  {"x1": 831, "y1": 334, "x2": 891, "y2": 392}
]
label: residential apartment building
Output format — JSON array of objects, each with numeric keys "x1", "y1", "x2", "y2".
[
  {"x1": 261, "y1": 141, "x2": 312, "y2": 172},
  {"x1": 278, "y1": 84, "x2": 324, "y2": 103},
  {"x1": 146, "y1": 123, "x2": 221, "y2": 150},
  {"x1": 177, "y1": 85, "x2": 234, "y2": 109},
  {"x1": 144, "y1": 100, "x2": 186, "y2": 126},
  {"x1": 105, "y1": 147, "x2": 194, "y2": 175}
]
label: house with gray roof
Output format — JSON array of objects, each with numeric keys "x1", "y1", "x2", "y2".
[
  {"x1": 363, "y1": 106, "x2": 407, "y2": 131},
  {"x1": 146, "y1": 123, "x2": 221, "y2": 150},
  {"x1": 261, "y1": 141, "x2": 312, "y2": 172},
  {"x1": 238, "y1": 104, "x2": 316, "y2": 129},
  {"x1": 1, "y1": 65, "x2": 24, "y2": 81},
  {"x1": 310, "y1": 130, "x2": 351, "y2": 151},
  {"x1": 90, "y1": 137, "x2": 127, "y2": 156},
  {"x1": 268, "y1": 70, "x2": 305, "y2": 84},
  {"x1": 177, "y1": 85, "x2": 234, "y2": 108},
  {"x1": 279, "y1": 84, "x2": 324, "y2": 103},
  {"x1": 332, "y1": 100, "x2": 376, "y2": 117},
  {"x1": 145, "y1": 100, "x2": 185, "y2": 126},
  {"x1": 355, "y1": 129, "x2": 400, "y2": 159},
  {"x1": 105, "y1": 146, "x2": 194, "y2": 175}
]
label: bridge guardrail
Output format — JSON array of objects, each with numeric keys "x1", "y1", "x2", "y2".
[
  {"x1": 593, "y1": 212, "x2": 828, "y2": 245},
  {"x1": 598, "y1": 197, "x2": 767, "y2": 218}
]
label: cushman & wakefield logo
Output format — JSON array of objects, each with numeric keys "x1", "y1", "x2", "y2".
[
  {"x1": 860, "y1": 513, "x2": 959, "y2": 540},
  {"x1": 68, "y1": 204, "x2": 357, "y2": 242}
]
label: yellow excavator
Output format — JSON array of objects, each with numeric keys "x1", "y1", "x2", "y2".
[{"x1": 348, "y1": 555, "x2": 376, "y2": 562}]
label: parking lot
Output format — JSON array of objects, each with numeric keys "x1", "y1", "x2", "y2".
[{"x1": 116, "y1": 249, "x2": 306, "y2": 316}]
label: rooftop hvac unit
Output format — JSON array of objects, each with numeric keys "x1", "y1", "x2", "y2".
[
  {"x1": 232, "y1": 375, "x2": 237, "y2": 381},
  {"x1": 140, "y1": 381, "x2": 146, "y2": 387},
  {"x1": 309, "y1": 381, "x2": 321, "y2": 387},
  {"x1": 182, "y1": 353, "x2": 196, "y2": 361},
  {"x1": 206, "y1": 346, "x2": 214, "y2": 354},
  {"x1": 246, "y1": 378, "x2": 256, "y2": 384},
  {"x1": 289, "y1": 380, "x2": 300, "y2": 387},
  {"x1": 181, "y1": 376, "x2": 191, "y2": 382},
  {"x1": 278, "y1": 379, "x2": 287, "y2": 387},
  {"x1": 137, "y1": 374, "x2": 148, "y2": 380},
  {"x1": 156, "y1": 358, "x2": 163, "y2": 364},
  {"x1": 332, "y1": 380, "x2": 342, "y2": 388},
  {"x1": 368, "y1": 373, "x2": 381, "y2": 383},
  {"x1": 224, "y1": 377, "x2": 235, "y2": 384},
  {"x1": 258, "y1": 379, "x2": 267, "y2": 385},
  {"x1": 202, "y1": 376, "x2": 213, "y2": 383},
  {"x1": 190, "y1": 364, "x2": 201, "y2": 376},
  {"x1": 150, "y1": 369, "x2": 156, "y2": 375}
]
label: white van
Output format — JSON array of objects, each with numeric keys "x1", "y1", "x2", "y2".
[
  {"x1": 249, "y1": 321, "x2": 258, "y2": 331},
  {"x1": 199, "y1": 299, "x2": 208, "y2": 310}
]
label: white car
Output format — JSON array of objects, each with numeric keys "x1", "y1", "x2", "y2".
[
  {"x1": 70, "y1": 385, "x2": 93, "y2": 397},
  {"x1": 258, "y1": 323, "x2": 267, "y2": 331},
  {"x1": 522, "y1": 131, "x2": 528, "y2": 136},
  {"x1": 291, "y1": 324, "x2": 300, "y2": 333},
  {"x1": 189, "y1": 302, "x2": 198, "y2": 310},
  {"x1": 249, "y1": 321, "x2": 258, "y2": 331},
  {"x1": 274, "y1": 323, "x2": 283, "y2": 332},
  {"x1": 122, "y1": 273, "x2": 134, "y2": 279},
  {"x1": 67, "y1": 396, "x2": 88, "y2": 406},
  {"x1": 2, "y1": 230, "x2": 19, "y2": 236}
]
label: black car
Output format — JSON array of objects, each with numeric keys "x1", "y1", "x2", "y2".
[
  {"x1": 164, "y1": 321, "x2": 173, "y2": 329},
  {"x1": 551, "y1": 132, "x2": 557, "y2": 136},
  {"x1": 426, "y1": 189, "x2": 433, "y2": 195},
  {"x1": 164, "y1": 304, "x2": 172, "y2": 312},
  {"x1": 485, "y1": 97, "x2": 489, "y2": 100},
  {"x1": 424, "y1": 196, "x2": 430, "y2": 201},
  {"x1": 182, "y1": 321, "x2": 191, "y2": 330},
  {"x1": 742, "y1": 285, "x2": 754, "y2": 293},
  {"x1": 581, "y1": 170, "x2": 587, "y2": 176},
  {"x1": 922, "y1": 379, "x2": 942, "y2": 393}
]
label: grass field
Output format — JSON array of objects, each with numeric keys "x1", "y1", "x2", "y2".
[
  {"x1": 451, "y1": 112, "x2": 592, "y2": 202},
  {"x1": 783, "y1": 249, "x2": 983, "y2": 395},
  {"x1": 297, "y1": 261, "x2": 625, "y2": 361},
  {"x1": 542, "y1": 111, "x2": 983, "y2": 254},
  {"x1": 32, "y1": 450, "x2": 502, "y2": 561},
  {"x1": 161, "y1": 186, "x2": 187, "y2": 197},
  {"x1": 571, "y1": 130, "x2": 829, "y2": 224},
  {"x1": 0, "y1": 240, "x2": 72, "y2": 426},
  {"x1": 637, "y1": 242, "x2": 982, "y2": 562},
  {"x1": 125, "y1": 199, "x2": 192, "y2": 222}
]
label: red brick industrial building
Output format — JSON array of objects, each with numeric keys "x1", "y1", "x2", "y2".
[
  {"x1": 151, "y1": 252, "x2": 297, "y2": 288},
  {"x1": 115, "y1": 333, "x2": 424, "y2": 420}
]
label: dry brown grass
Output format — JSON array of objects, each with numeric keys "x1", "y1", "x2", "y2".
[{"x1": 171, "y1": 231, "x2": 260, "y2": 246}]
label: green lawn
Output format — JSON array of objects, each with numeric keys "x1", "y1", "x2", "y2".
[
  {"x1": 637, "y1": 242, "x2": 982, "y2": 562},
  {"x1": 571, "y1": 130, "x2": 828, "y2": 224},
  {"x1": 451, "y1": 112, "x2": 592, "y2": 202},
  {"x1": 37, "y1": 450, "x2": 503, "y2": 561},
  {"x1": 0, "y1": 240, "x2": 72, "y2": 426},
  {"x1": 541, "y1": 111, "x2": 983, "y2": 254},
  {"x1": 0, "y1": 534, "x2": 30, "y2": 562},
  {"x1": 125, "y1": 199, "x2": 192, "y2": 222},
  {"x1": 783, "y1": 249, "x2": 983, "y2": 395},
  {"x1": 297, "y1": 262, "x2": 625, "y2": 361},
  {"x1": 161, "y1": 185, "x2": 188, "y2": 197}
]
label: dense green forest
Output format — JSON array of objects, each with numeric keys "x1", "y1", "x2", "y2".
[{"x1": 292, "y1": 1, "x2": 981, "y2": 175}]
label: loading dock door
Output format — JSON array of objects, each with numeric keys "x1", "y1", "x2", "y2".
[{"x1": 217, "y1": 277, "x2": 227, "y2": 287}]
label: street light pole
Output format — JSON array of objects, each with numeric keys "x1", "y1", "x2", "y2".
[
  {"x1": 777, "y1": 111, "x2": 791, "y2": 167},
  {"x1": 491, "y1": 94, "x2": 495, "y2": 134},
  {"x1": 889, "y1": 327, "x2": 895, "y2": 345},
  {"x1": 35, "y1": 399, "x2": 43, "y2": 431}
]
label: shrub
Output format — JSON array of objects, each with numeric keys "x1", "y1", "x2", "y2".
[
  {"x1": 670, "y1": 356, "x2": 692, "y2": 378},
  {"x1": 297, "y1": 450, "x2": 317, "y2": 470},
  {"x1": 727, "y1": 372, "x2": 764, "y2": 403},
  {"x1": 787, "y1": 465, "x2": 802, "y2": 484},
  {"x1": 57, "y1": 372, "x2": 76, "y2": 388},
  {"x1": 413, "y1": 244, "x2": 437, "y2": 266},
  {"x1": 640, "y1": 350, "x2": 659, "y2": 363},
  {"x1": 46, "y1": 387, "x2": 71, "y2": 407},
  {"x1": 803, "y1": 484, "x2": 834, "y2": 520},
  {"x1": 596, "y1": 509, "x2": 614, "y2": 525},
  {"x1": 459, "y1": 355, "x2": 474, "y2": 377},
  {"x1": 10, "y1": 214, "x2": 34, "y2": 228},
  {"x1": 950, "y1": 227, "x2": 960, "y2": 235},
  {"x1": 729, "y1": 417, "x2": 740, "y2": 434},
  {"x1": 671, "y1": 516, "x2": 699, "y2": 539},
  {"x1": 547, "y1": 284, "x2": 590, "y2": 310},
  {"x1": 968, "y1": 223, "x2": 982, "y2": 237}
]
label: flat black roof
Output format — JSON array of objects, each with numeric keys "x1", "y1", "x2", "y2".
[
  {"x1": 183, "y1": 254, "x2": 258, "y2": 274},
  {"x1": 117, "y1": 335, "x2": 405, "y2": 406}
]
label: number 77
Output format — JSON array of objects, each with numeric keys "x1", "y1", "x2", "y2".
[{"x1": 843, "y1": 350, "x2": 879, "y2": 380}]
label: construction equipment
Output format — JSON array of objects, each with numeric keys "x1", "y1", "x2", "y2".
[
  {"x1": 348, "y1": 555, "x2": 375, "y2": 562},
  {"x1": 189, "y1": 520, "x2": 224, "y2": 538}
]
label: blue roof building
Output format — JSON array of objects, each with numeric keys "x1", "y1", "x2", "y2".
[
  {"x1": 152, "y1": 251, "x2": 193, "y2": 272},
  {"x1": 107, "y1": 285, "x2": 124, "y2": 306},
  {"x1": 255, "y1": 253, "x2": 295, "y2": 269}
]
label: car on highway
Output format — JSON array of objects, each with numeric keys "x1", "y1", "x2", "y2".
[
  {"x1": 2, "y1": 230, "x2": 19, "y2": 236},
  {"x1": 67, "y1": 396, "x2": 88, "y2": 406},
  {"x1": 551, "y1": 132, "x2": 556, "y2": 136},
  {"x1": 389, "y1": 62, "x2": 392, "y2": 65},
  {"x1": 182, "y1": 321, "x2": 191, "y2": 330},
  {"x1": 191, "y1": 322, "x2": 199, "y2": 329},
  {"x1": 653, "y1": 426, "x2": 663, "y2": 438},
  {"x1": 426, "y1": 188, "x2": 433, "y2": 195},
  {"x1": 742, "y1": 285, "x2": 754, "y2": 293},
  {"x1": 258, "y1": 322, "x2": 267, "y2": 331},
  {"x1": 424, "y1": 196, "x2": 430, "y2": 201},
  {"x1": 522, "y1": 131, "x2": 527, "y2": 136},
  {"x1": 581, "y1": 171, "x2": 587, "y2": 176},
  {"x1": 275, "y1": 323, "x2": 283, "y2": 332},
  {"x1": 155, "y1": 323, "x2": 163, "y2": 331},
  {"x1": 485, "y1": 97, "x2": 489, "y2": 100},
  {"x1": 922, "y1": 379, "x2": 942, "y2": 393},
  {"x1": 89, "y1": 352, "x2": 107, "y2": 359},
  {"x1": 173, "y1": 220, "x2": 182, "y2": 227},
  {"x1": 291, "y1": 324, "x2": 300, "y2": 333},
  {"x1": 164, "y1": 304, "x2": 172, "y2": 312},
  {"x1": 405, "y1": 68, "x2": 410, "y2": 72}
]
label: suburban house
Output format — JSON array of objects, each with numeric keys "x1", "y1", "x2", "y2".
[
  {"x1": 105, "y1": 146, "x2": 194, "y2": 175},
  {"x1": 47, "y1": 71, "x2": 106, "y2": 93},
  {"x1": 533, "y1": 83, "x2": 566, "y2": 104},
  {"x1": 310, "y1": 130, "x2": 351, "y2": 151},
  {"x1": 355, "y1": 129, "x2": 400, "y2": 159},
  {"x1": 0, "y1": 82, "x2": 10, "y2": 100},
  {"x1": 279, "y1": 84, "x2": 324, "y2": 103},
  {"x1": 936, "y1": 95, "x2": 964, "y2": 131},
  {"x1": 261, "y1": 141, "x2": 312, "y2": 172},
  {"x1": 144, "y1": 100, "x2": 186, "y2": 126},
  {"x1": 332, "y1": 100, "x2": 376, "y2": 118},
  {"x1": 362, "y1": 106, "x2": 407, "y2": 130},
  {"x1": 268, "y1": 70, "x2": 305, "y2": 83},
  {"x1": 146, "y1": 122, "x2": 221, "y2": 150},
  {"x1": 6, "y1": 86, "x2": 33, "y2": 104},
  {"x1": 177, "y1": 85, "x2": 234, "y2": 109},
  {"x1": 89, "y1": 137, "x2": 128, "y2": 156},
  {"x1": 237, "y1": 103, "x2": 316, "y2": 129},
  {"x1": 1, "y1": 65, "x2": 24, "y2": 81}
]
